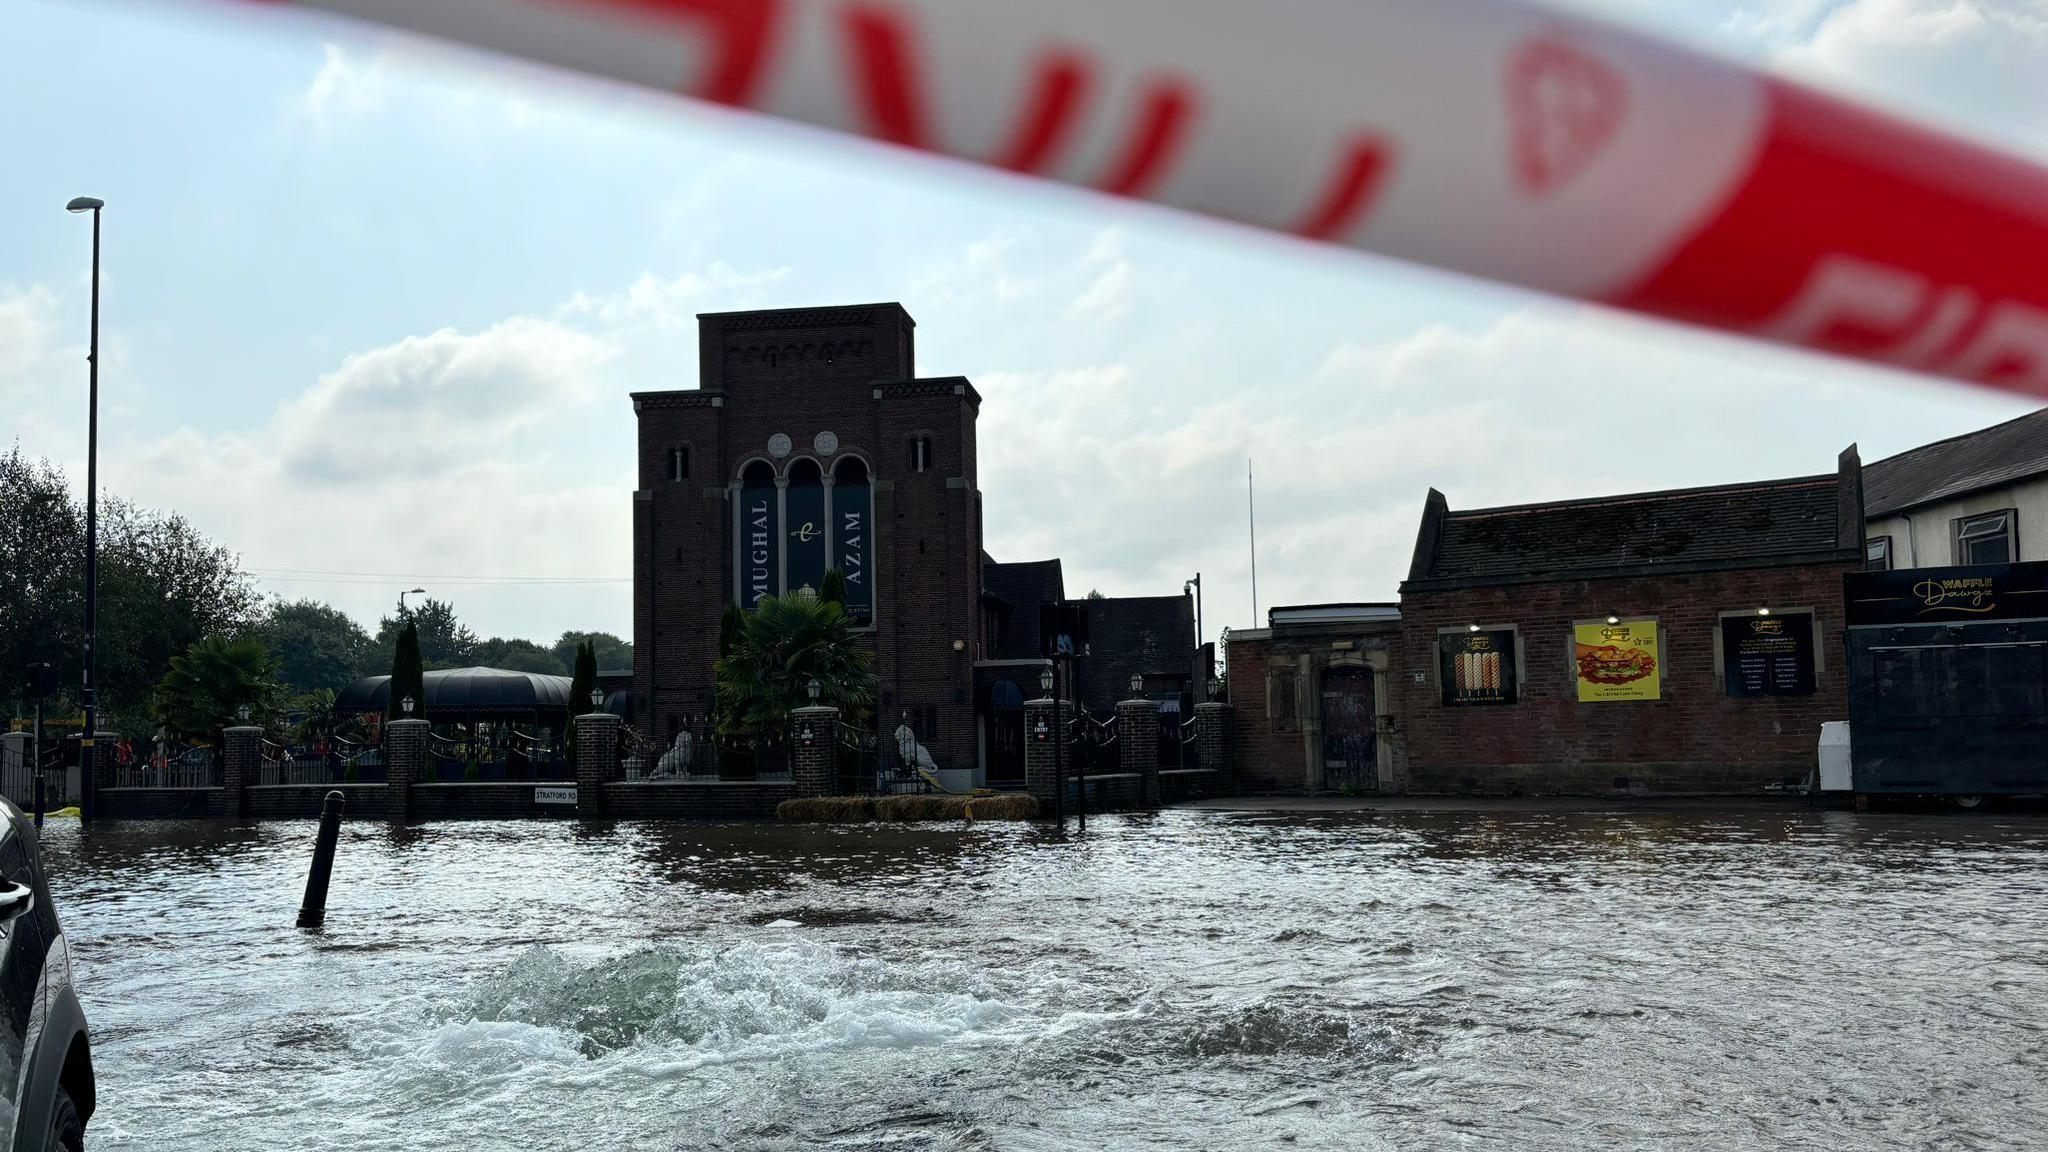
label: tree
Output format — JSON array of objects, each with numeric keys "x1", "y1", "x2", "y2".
[
  {"x1": 718, "y1": 602, "x2": 746, "y2": 660},
  {"x1": 474, "y1": 636, "x2": 568, "y2": 675},
  {"x1": 568, "y1": 640, "x2": 599, "y2": 714},
  {"x1": 820, "y1": 568, "x2": 847, "y2": 606},
  {"x1": 1086, "y1": 589, "x2": 1106, "y2": 600},
  {"x1": 289, "y1": 688, "x2": 350, "y2": 746},
  {"x1": 387, "y1": 621, "x2": 426, "y2": 721},
  {"x1": 258, "y1": 599, "x2": 373, "y2": 695},
  {"x1": 368, "y1": 596, "x2": 477, "y2": 673},
  {"x1": 150, "y1": 635, "x2": 284, "y2": 744},
  {"x1": 551, "y1": 630, "x2": 632, "y2": 674},
  {"x1": 2, "y1": 447, "x2": 262, "y2": 736},
  {"x1": 715, "y1": 594, "x2": 875, "y2": 741}
]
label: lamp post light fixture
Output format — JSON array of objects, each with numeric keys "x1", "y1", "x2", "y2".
[
  {"x1": 1208, "y1": 674, "x2": 1222, "y2": 700},
  {"x1": 591, "y1": 687, "x2": 604, "y2": 709},
  {"x1": 1039, "y1": 666, "x2": 1054, "y2": 697},
  {"x1": 806, "y1": 677, "x2": 822, "y2": 704},
  {"x1": 401, "y1": 695, "x2": 415, "y2": 717},
  {"x1": 67, "y1": 196, "x2": 105, "y2": 823},
  {"x1": 1129, "y1": 672, "x2": 1144, "y2": 696},
  {"x1": 400, "y1": 587, "x2": 426, "y2": 615},
  {"x1": 236, "y1": 703, "x2": 251, "y2": 725}
]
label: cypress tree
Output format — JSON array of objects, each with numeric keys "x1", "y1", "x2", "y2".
[
  {"x1": 719, "y1": 601, "x2": 746, "y2": 659},
  {"x1": 387, "y1": 621, "x2": 426, "y2": 722},
  {"x1": 568, "y1": 639, "x2": 599, "y2": 716},
  {"x1": 820, "y1": 568, "x2": 847, "y2": 607}
]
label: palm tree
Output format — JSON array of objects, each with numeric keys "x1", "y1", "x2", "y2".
[
  {"x1": 290, "y1": 687, "x2": 342, "y2": 746},
  {"x1": 715, "y1": 594, "x2": 875, "y2": 741},
  {"x1": 151, "y1": 635, "x2": 285, "y2": 744}
]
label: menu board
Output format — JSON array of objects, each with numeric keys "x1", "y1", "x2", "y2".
[
  {"x1": 1721, "y1": 612, "x2": 1816, "y2": 697},
  {"x1": 1574, "y1": 620, "x2": 1661, "y2": 702},
  {"x1": 1439, "y1": 629, "x2": 1516, "y2": 705}
]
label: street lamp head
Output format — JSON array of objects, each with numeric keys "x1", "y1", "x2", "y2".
[
  {"x1": 408, "y1": 587, "x2": 425, "y2": 595},
  {"x1": 66, "y1": 196, "x2": 104, "y2": 214}
]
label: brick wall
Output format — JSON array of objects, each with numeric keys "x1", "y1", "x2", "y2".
[
  {"x1": 1395, "y1": 562, "x2": 1853, "y2": 794},
  {"x1": 1226, "y1": 628, "x2": 1399, "y2": 793}
]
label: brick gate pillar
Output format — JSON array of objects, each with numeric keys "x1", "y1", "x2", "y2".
[
  {"x1": 1023, "y1": 695, "x2": 1075, "y2": 814},
  {"x1": 83, "y1": 732, "x2": 117, "y2": 821},
  {"x1": 384, "y1": 719, "x2": 429, "y2": 822},
  {"x1": 1196, "y1": 702, "x2": 1235, "y2": 791},
  {"x1": 790, "y1": 706, "x2": 839, "y2": 797},
  {"x1": 574, "y1": 712, "x2": 620, "y2": 818},
  {"x1": 1118, "y1": 698, "x2": 1163, "y2": 808},
  {"x1": 221, "y1": 725, "x2": 262, "y2": 819}
]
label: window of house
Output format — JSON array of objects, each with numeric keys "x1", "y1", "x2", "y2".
[
  {"x1": 1866, "y1": 535, "x2": 1891, "y2": 571},
  {"x1": 1271, "y1": 673, "x2": 1298, "y2": 732},
  {"x1": 910, "y1": 436, "x2": 932, "y2": 473},
  {"x1": 667, "y1": 446, "x2": 689, "y2": 482},
  {"x1": 1954, "y1": 510, "x2": 2016, "y2": 565}
]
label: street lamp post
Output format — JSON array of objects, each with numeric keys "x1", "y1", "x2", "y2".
[
  {"x1": 1040, "y1": 664, "x2": 1063, "y2": 826},
  {"x1": 400, "y1": 587, "x2": 426, "y2": 616},
  {"x1": 66, "y1": 196, "x2": 104, "y2": 825}
]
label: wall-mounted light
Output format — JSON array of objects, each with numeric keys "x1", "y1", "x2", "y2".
[
  {"x1": 1467, "y1": 623, "x2": 1481, "y2": 633},
  {"x1": 1758, "y1": 606, "x2": 1772, "y2": 616},
  {"x1": 1605, "y1": 614, "x2": 1620, "y2": 625},
  {"x1": 952, "y1": 639, "x2": 966, "y2": 651}
]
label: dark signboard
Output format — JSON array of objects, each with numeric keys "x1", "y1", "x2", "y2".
[
  {"x1": 1845, "y1": 561, "x2": 2048, "y2": 625},
  {"x1": 833, "y1": 459, "x2": 873, "y2": 623},
  {"x1": 1439, "y1": 629, "x2": 1516, "y2": 705},
  {"x1": 738, "y1": 467, "x2": 780, "y2": 610},
  {"x1": 1721, "y1": 612, "x2": 1816, "y2": 697},
  {"x1": 1040, "y1": 601, "x2": 1090, "y2": 659},
  {"x1": 785, "y1": 470, "x2": 827, "y2": 598}
]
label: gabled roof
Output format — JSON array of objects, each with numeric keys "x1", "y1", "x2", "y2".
[
  {"x1": 981, "y1": 558, "x2": 1065, "y2": 659},
  {"x1": 1404, "y1": 450, "x2": 1862, "y2": 590},
  {"x1": 1864, "y1": 407, "x2": 2048, "y2": 517}
]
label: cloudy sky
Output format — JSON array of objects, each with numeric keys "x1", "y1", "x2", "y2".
[{"x1": 4, "y1": 0, "x2": 2045, "y2": 645}]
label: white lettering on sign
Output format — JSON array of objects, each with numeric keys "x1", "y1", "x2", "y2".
[
  {"x1": 841, "y1": 511, "x2": 864, "y2": 586},
  {"x1": 535, "y1": 786, "x2": 577, "y2": 806},
  {"x1": 1764, "y1": 255, "x2": 2048, "y2": 394},
  {"x1": 750, "y1": 499, "x2": 771, "y2": 605}
]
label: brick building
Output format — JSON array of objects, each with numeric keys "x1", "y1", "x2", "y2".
[
  {"x1": 1393, "y1": 449, "x2": 1865, "y2": 795},
  {"x1": 630, "y1": 302, "x2": 1198, "y2": 784},
  {"x1": 1226, "y1": 604, "x2": 1401, "y2": 793}
]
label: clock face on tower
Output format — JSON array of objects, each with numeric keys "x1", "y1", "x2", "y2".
[
  {"x1": 767, "y1": 433, "x2": 792, "y2": 458},
  {"x1": 814, "y1": 431, "x2": 839, "y2": 456}
]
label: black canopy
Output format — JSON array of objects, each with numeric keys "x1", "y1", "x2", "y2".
[{"x1": 335, "y1": 667, "x2": 579, "y2": 717}]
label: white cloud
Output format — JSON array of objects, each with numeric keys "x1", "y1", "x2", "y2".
[
  {"x1": 0, "y1": 284, "x2": 58, "y2": 390},
  {"x1": 558, "y1": 263, "x2": 791, "y2": 331},
  {"x1": 1067, "y1": 228, "x2": 1137, "y2": 322}
]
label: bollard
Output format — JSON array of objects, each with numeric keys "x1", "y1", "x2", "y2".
[{"x1": 296, "y1": 790, "x2": 346, "y2": 928}]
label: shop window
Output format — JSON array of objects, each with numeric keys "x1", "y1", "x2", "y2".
[
  {"x1": 667, "y1": 445, "x2": 689, "y2": 482},
  {"x1": 1866, "y1": 536, "x2": 1891, "y2": 571},
  {"x1": 910, "y1": 436, "x2": 932, "y2": 473},
  {"x1": 1954, "y1": 510, "x2": 2016, "y2": 565},
  {"x1": 1439, "y1": 628, "x2": 1518, "y2": 705}
]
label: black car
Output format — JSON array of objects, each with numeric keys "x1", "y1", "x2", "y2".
[{"x1": 0, "y1": 799, "x2": 92, "y2": 1151}]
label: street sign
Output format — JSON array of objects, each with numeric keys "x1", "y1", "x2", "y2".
[{"x1": 534, "y1": 786, "x2": 578, "y2": 806}]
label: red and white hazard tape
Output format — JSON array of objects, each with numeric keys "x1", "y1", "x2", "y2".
[{"x1": 245, "y1": 0, "x2": 2048, "y2": 397}]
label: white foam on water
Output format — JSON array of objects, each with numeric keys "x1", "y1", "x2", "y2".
[{"x1": 389, "y1": 937, "x2": 1072, "y2": 1089}]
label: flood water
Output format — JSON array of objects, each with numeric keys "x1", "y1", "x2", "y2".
[{"x1": 34, "y1": 806, "x2": 2048, "y2": 1150}]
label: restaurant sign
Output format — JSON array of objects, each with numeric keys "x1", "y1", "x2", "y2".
[
  {"x1": 1845, "y1": 561, "x2": 2048, "y2": 625},
  {"x1": 1574, "y1": 620, "x2": 1661, "y2": 702},
  {"x1": 1721, "y1": 612, "x2": 1816, "y2": 697}
]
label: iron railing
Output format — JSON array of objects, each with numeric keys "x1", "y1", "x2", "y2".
[
  {"x1": 114, "y1": 745, "x2": 220, "y2": 788},
  {"x1": 1177, "y1": 714, "x2": 1202, "y2": 771}
]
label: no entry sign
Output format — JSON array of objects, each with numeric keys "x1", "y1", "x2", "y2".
[{"x1": 242, "y1": 0, "x2": 2048, "y2": 397}]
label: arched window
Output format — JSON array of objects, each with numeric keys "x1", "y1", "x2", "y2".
[
  {"x1": 667, "y1": 445, "x2": 689, "y2": 483},
  {"x1": 832, "y1": 456, "x2": 873, "y2": 624}
]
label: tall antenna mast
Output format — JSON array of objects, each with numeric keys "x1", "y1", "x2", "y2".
[{"x1": 1248, "y1": 457, "x2": 1259, "y2": 626}]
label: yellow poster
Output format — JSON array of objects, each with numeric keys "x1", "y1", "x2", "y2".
[{"x1": 1574, "y1": 621, "x2": 1661, "y2": 702}]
